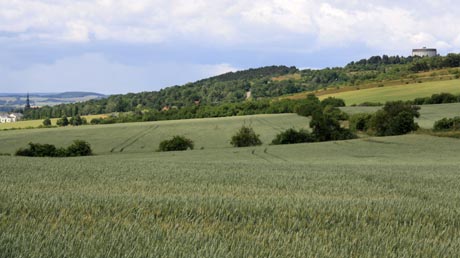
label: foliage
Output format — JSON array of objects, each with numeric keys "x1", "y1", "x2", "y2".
[
  {"x1": 66, "y1": 140, "x2": 93, "y2": 156},
  {"x1": 321, "y1": 97, "x2": 346, "y2": 107},
  {"x1": 158, "y1": 136, "x2": 194, "y2": 152},
  {"x1": 231, "y1": 126, "x2": 262, "y2": 147},
  {"x1": 56, "y1": 116, "x2": 69, "y2": 127},
  {"x1": 271, "y1": 128, "x2": 314, "y2": 145},
  {"x1": 69, "y1": 115, "x2": 87, "y2": 126},
  {"x1": 42, "y1": 118, "x2": 51, "y2": 127},
  {"x1": 15, "y1": 140, "x2": 93, "y2": 157},
  {"x1": 433, "y1": 117, "x2": 460, "y2": 131},
  {"x1": 15, "y1": 143, "x2": 65, "y2": 157},
  {"x1": 294, "y1": 94, "x2": 322, "y2": 117},
  {"x1": 369, "y1": 101, "x2": 420, "y2": 136},
  {"x1": 295, "y1": 94, "x2": 355, "y2": 142},
  {"x1": 411, "y1": 92, "x2": 460, "y2": 105},
  {"x1": 349, "y1": 113, "x2": 373, "y2": 132},
  {"x1": 309, "y1": 106, "x2": 356, "y2": 141}
]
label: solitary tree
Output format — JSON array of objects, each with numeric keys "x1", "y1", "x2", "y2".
[{"x1": 231, "y1": 126, "x2": 262, "y2": 147}]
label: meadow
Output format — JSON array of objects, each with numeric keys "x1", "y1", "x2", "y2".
[
  {"x1": 318, "y1": 79, "x2": 460, "y2": 105},
  {"x1": 2, "y1": 112, "x2": 460, "y2": 257}
]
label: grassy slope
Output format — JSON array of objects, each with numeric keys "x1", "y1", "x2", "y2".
[
  {"x1": 0, "y1": 114, "x2": 310, "y2": 155},
  {"x1": 1, "y1": 134, "x2": 460, "y2": 257},
  {"x1": 342, "y1": 103, "x2": 460, "y2": 129},
  {"x1": 1, "y1": 103, "x2": 457, "y2": 155},
  {"x1": 318, "y1": 79, "x2": 460, "y2": 105}
]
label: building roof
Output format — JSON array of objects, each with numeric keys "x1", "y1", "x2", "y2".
[{"x1": 412, "y1": 47, "x2": 437, "y2": 51}]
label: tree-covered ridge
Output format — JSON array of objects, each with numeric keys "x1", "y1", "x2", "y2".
[{"x1": 23, "y1": 54, "x2": 460, "y2": 120}]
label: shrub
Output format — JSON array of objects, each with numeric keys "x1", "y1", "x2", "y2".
[
  {"x1": 70, "y1": 115, "x2": 87, "y2": 126},
  {"x1": 15, "y1": 143, "x2": 65, "y2": 157},
  {"x1": 369, "y1": 101, "x2": 420, "y2": 136},
  {"x1": 231, "y1": 126, "x2": 262, "y2": 147},
  {"x1": 433, "y1": 117, "x2": 460, "y2": 131},
  {"x1": 271, "y1": 128, "x2": 314, "y2": 145},
  {"x1": 310, "y1": 106, "x2": 356, "y2": 141},
  {"x1": 43, "y1": 118, "x2": 52, "y2": 127},
  {"x1": 321, "y1": 97, "x2": 346, "y2": 107},
  {"x1": 349, "y1": 113, "x2": 373, "y2": 132},
  {"x1": 15, "y1": 141, "x2": 92, "y2": 157},
  {"x1": 56, "y1": 116, "x2": 69, "y2": 127},
  {"x1": 66, "y1": 140, "x2": 93, "y2": 156},
  {"x1": 158, "y1": 136, "x2": 194, "y2": 151},
  {"x1": 295, "y1": 94, "x2": 322, "y2": 117}
]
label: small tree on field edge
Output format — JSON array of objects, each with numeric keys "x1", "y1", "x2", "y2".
[{"x1": 231, "y1": 126, "x2": 262, "y2": 147}]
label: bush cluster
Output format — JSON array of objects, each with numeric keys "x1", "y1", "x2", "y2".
[
  {"x1": 15, "y1": 140, "x2": 92, "y2": 157},
  {"x1": 412, "y1": 93, "x2": 460, "y2": 105},
  {"x1": 271, "y1": 128, "x2": 314, "y2": 145},
  {"x1": 349, "y1": 101, "x2": 420, "y2": 136},
  {"x1": 433, "y1": 117, "x2": 460, "y2": 131},
  {"x1": 57, "y1": 115, "x2": 87, "y2": 127},
  {"x1": 231, "y1": 126, "x2": 262, "y2": 147},
  {"x1": 158, "y1": 136, "x2": 194, "y2": 152}
]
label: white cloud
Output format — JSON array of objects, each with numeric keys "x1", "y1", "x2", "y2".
[{"x1": 1, "y1": 0, "x2": 460, "y2": 52}]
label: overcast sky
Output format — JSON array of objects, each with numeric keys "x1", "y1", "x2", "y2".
[{"x1": 1, "y1": 0, "x2": 459, "y2": 94}]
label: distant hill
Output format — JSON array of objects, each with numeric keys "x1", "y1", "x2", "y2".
[
  {"x1": 42, "y1": 92, "x2": 106, "y2": 98},
  {"x1": 0, "y1": 91, "x2": 106, "y2": 112},
  {"x1": 21, "y1": 53, "x2": 460, "y2": 119}
]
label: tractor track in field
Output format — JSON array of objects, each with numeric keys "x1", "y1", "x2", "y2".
[
  {"x1": 255, "y1": 117, "x2": 285, "y2": 132},
  {"x1": 110, "y1": 125, "x2": 158, "y2": 153}
]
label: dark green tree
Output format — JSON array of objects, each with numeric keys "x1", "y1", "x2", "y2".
[
  {"x1": 158, "y1": 136, "x2": 194, "y2": 151},
  {"x1": 231, "y1": 126, "x2": 262, "y2": 147},
  {"x1": 56, "y1": 116, "x2": 69, "y2": 127},
  {"x1": 66, "y1": 140, "x2": 93, "y2": 156},
  {"x1": 370, "y1": 101, "x2": 420, "y2": 136}
]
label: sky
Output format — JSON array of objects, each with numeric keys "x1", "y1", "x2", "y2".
[{"x1": 1, "y1": 0, "x2": 460, "y2": 94}]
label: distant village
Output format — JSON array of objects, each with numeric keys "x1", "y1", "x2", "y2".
[
  {"x1": 0, "y1": 113, "x2": 23, "y2": 123},
  {"x1": 0, "y1": 93, "x2": 30, "y2": 123}
]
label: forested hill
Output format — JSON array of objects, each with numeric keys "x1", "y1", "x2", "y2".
[{"x1": 24, "y1": 53, "x2": 460, "y2": 119}]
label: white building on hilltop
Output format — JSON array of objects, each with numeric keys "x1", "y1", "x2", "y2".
[{"x1": 412, "y1": 47, "x2": 437, "y2": 57}]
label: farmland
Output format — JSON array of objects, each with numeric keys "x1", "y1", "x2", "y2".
[
  {"x1": 1, "y1": 103, "x2": 459, "y2": 155},
  {"x1": 2, "y1": 112, "x2": 460, "y2": 257},
  {"x1": 317, "y1": 79, "x2": 460, "y2": 105},
  {"x1": 2, "y1": 134, "x2": 460, "y2": 257}
]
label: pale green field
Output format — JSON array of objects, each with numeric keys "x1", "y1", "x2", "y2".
[
  {"x1": 2, "y1": 114, "x2": 460, "y2": 257},
  {"x1": 0, "y1": 114, "x2": 310, "y2": 155},
  {"x1": 341, "y1": 103, "x2": 460, "y2": 129},
  {"x1": 1, "y1": 134, "x2": 460, "y2": 257},
  {"x1": 319, "y1": 79, "x2": 460, "y2": 105},
  {"x1": 0, "y1": 114, "x2": 106, "y2": 130}
]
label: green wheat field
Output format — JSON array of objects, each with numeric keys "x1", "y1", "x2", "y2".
[{"x1": 1, "y1": 112, "x2": 460, "y2": 257}]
